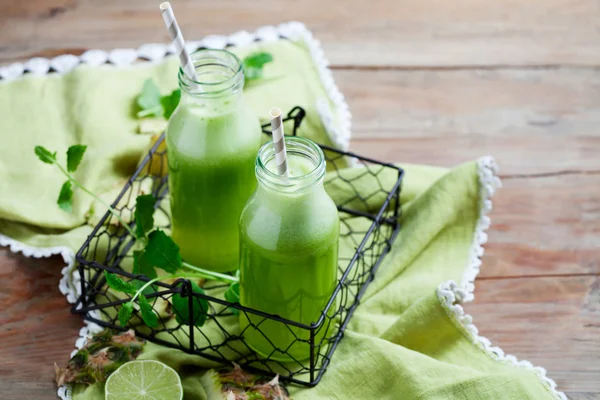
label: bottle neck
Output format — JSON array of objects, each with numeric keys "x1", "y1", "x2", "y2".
[
  {"x1": 256, "y1": 137, "x2": 326, "y2": 195},
  {"x1": 178, "y1": 49, "x2": 244, "y2": 106}
]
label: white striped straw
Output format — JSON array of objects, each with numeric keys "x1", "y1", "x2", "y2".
[
  {"x1": 270, "y1": 108, "x2": 289, "y2": 178},
  {"x1": 160, "y1": 2, "x2": 198, "y2": 82}
]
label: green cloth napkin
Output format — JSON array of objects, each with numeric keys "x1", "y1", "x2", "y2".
[
  {"x1": 0, "y1": 36, "x2": 344, "y2": 242},
  {"x1": 0, "y1": 26, "x2": 564, "y2": 400}
]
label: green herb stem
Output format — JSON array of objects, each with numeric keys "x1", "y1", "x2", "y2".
[
  {"x1": 54, "y1": 163, "x2": 137, "y2": 238},
  {"x1": 130, "y1": 276, "x2": 162, "y2": 303},
  {"x1": 182, "y1": 262, "x2": 239, "y2": 283},
  {"x1": 130, "y1": 272, "x2": 215, "y2": 303}
]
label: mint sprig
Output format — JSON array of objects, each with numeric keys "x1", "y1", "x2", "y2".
[
  {"x1": 135, "y1": 52, "x2": 273, "y2": 122},
  {"x1": 144, "y1": 230, "x2": 182, "y2": 273},
  {"x1": 136, "y1": 78, "x2": 180, "y2": 119},
  {"x1": 134, "y1": 194, "x2": 156, "y2": 239},
  {"x1": 136, "y1": 79, "x2": 164, "y2": 118},
  {"x1": 66, "y1": 145, "x2": 87, "y2": 172},
  {"x1": 243, "y1": 52, "x2": 273, "y2": 81},
  {"x1": 160, "y1": 89, "x2": 181, "y2": 119},
  {"x1": 35, "y1": 144, "x2": 240, "y2": 331},
  {"x1": 172, "y1": 281, "x2": 209, "y2": 327},
  {"x1": 57, "y1": 181, "x2": 74, "y2": 213}
]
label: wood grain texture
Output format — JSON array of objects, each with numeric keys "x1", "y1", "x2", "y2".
[
  {"x1": 350, "y1": 136, "x2": 600, "y2": 176},
  {"x1": 1, "y1": 0, "x2": 600, "y2": 66},
  {"x1": 338, "y1": 68, "x2": 600, "y2": 139},
  {"x1": 338, "y1": 67, "x2": 600, "y2": 175},
  {"x1": 0, "y1": 249, "x2": 81, "y2": 400},
  {"x1": 480, "y1": 173, "x2": 600, "y2": 277},
  {"x1": 466, "y1": 276, "x2": 600, "y2": 395}
]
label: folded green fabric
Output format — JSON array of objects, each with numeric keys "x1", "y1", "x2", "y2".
[
  {"x1": 0, "y1": 27, "x2": 346, "y2": 239},
  {"x1": 0, "y1": 24, "x2": 564, "y2": 400}
]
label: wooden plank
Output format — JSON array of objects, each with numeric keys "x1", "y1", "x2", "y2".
[
  {"x1": 466, "y1": 275, "x2": 600, "y2": 396},
  {"x1": 334, "y1": 67, "x2": 600, "y2": 175},
  {"x1": 0, "y1": 249, "x2": 81, "y2": 400},
  {"x1": 567, "y1": 394, "x2": 600, "y2": 400},
  {"x1": 482, "y1": 174, "x2": 600, "y2": 277},
  {"x1": 350, "y1": 136, "x2": 600, "y2": 176},
  {"x1": 1, "y1": 0, "x2": 600, "y2": 66},
  {"x1": 336, "y1": 68, "x2": 600, "y2": 139}
]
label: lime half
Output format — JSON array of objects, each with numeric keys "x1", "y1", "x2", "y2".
[{"x1": 105, "y1": 360, "x2": 183, "y2": 400}]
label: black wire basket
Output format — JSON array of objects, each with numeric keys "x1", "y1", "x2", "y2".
[{"x1": 71, "y1": 106, "x2": 404, "y2": 386}]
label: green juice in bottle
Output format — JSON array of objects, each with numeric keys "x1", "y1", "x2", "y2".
[
  {"x1": 166, "y1": 49, "x2": 261, "y2": 272},
  {"x1": 239, "y1": 137, "x2": 339, "y2": 362}
]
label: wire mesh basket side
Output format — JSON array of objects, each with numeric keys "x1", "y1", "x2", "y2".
[{"x1": 72, "y1": 107, "x2": 403, "y2": 386}]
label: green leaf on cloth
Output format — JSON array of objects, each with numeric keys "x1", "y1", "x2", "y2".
[
  {"x1": 57, "y1": 180, "x2": 73, "y2": 212},
  {"x1": 134, "y1": 194, "x2": 156, "y2": 239},
  {"x1": 136, "y1": 79, "x2": 163, "y2": 118},
  {"x1": 34, "y1": 146, "x2": 57, "y2": 164},
  {"x1": 145, "y1": 230, "x2": 182, "y2": 273},
  {"x1": 160, "y1": 89, "x2": 181, "y2": 119},
  {"x1": 243, "y1": 52, "x2": 273, "y2": 81},
  {"x1": 172, "y1": 281, "x2": 208, "y2": 327},
  {"x1": 66, "y1": 145, "x2": 87, "y2": 172},
  {"x1": 132, "y1": 250, "x2": 157, "y2": 279},
  {"x1": 104, "y1": 271, "x2": 137, "y2": 295},
  {"x1": 117, "y1": 302, "x2": 134, "y2": 327},
  {"x1": 138, "y1": 294, "x2": 159, "y2": 328}
]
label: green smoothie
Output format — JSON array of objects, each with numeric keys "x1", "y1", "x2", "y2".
[
  {"x1": 239, "y1": 138, "x2": 339, "y2": 362},
  {"x1": 166, "y1": 49, "x2": 262, "y2": 272}
]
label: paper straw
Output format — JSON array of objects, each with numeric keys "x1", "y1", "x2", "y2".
[
  {"x1": 270, "y1": 108, "x2": 289, "y2": 178},
  {"x1": 160, "y1": 2, "x2": 198, "y2": 82}
]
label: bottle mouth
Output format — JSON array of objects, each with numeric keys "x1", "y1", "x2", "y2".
[
  {"x1": 178, "y1": 49, "x2": 244, "y2": 96},
  {"x1": 256, "y1": 136, "x2": 326, "y2": 193}
]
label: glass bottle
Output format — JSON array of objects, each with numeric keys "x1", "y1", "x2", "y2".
[
  {"x1": 239, "y1": 136, "x2": 340, "y2": 361},
  {"x1": 166, "y1": 49, "x2": 262, "y2": 273}
]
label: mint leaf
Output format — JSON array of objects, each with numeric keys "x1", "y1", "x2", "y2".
[
  {"x1": 145, "y1": 230, "x2": 182, "y2": 273},
  {"x1": 104, "y1": 271, "x2": 137, "y2": 295},
  {"x1": 244, "y1": 52, "x2": 273, "y2": 68},
  {"x1": 134, "y1": 195, "x2": 156, "y2": 239},
  {"x1": 138, "y1": 294, "x2": 159, "y2": 328},
  {"x1": 131, "y1": 279, "x2": 156, "y2": 297},
  {"x1": 66, "y1": 145, "x2": 87, "y2": 173},
  {"x1": 243, "y1": 52, "x2": 273, "y2": 82},
  {"x1": 133, "y1": 250, "x2": 157, "y2": 279},
  {"x1": 118, "y1": 302, "x2": 134, "y2": 327},
  {"x1": 161, "y1": 89, "x2": 181, "y2": 119},
  {"x1": 172, "y1": 281, "x2": 208, "y2": 327},
  {"x1": 57, "y1": 180, "x2": 74, "y2": 213},
  {"x1": 136, "y1": 79, "x2": 163, "y2": 118},
  {"x1": 34, "y1": 146, "x2": 57, "y2": 164},
  {"x1": 224, "y1": 282, "x2": 240, "y2": 315}
]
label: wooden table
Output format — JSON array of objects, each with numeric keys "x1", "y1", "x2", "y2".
[{"x1": 1, "y1": 1, "x2": 598, "y2": 399}]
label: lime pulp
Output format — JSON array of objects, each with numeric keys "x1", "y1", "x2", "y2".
[{"x1": 105, "y1": 360, "x2": 183, "y2": 400}]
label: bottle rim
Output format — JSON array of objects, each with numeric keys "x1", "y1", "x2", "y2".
[
  {"x1": 256, "y1": 136, "x2": 326, "y2": 192},
  {"x1": 178, "y1": 49, "x2": 244, "y2": 96}
]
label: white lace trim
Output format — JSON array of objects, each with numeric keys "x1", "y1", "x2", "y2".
[
  {"x1": 434, "y1": 157, "x2": 565, "y2": 399},
  {"x1": 460, "y1": 156, "x2": 502, "y2": 302},
  {"x1": 437, "y1": 281, "x2": 567, "y2": 400},
  {"x1": 0, "y1": 21, "x2": 351, "y2": 152}
]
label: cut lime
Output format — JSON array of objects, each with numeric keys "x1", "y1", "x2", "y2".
[{"x1": 105, "y1": 360, "x2": 183, "y2": 400}]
